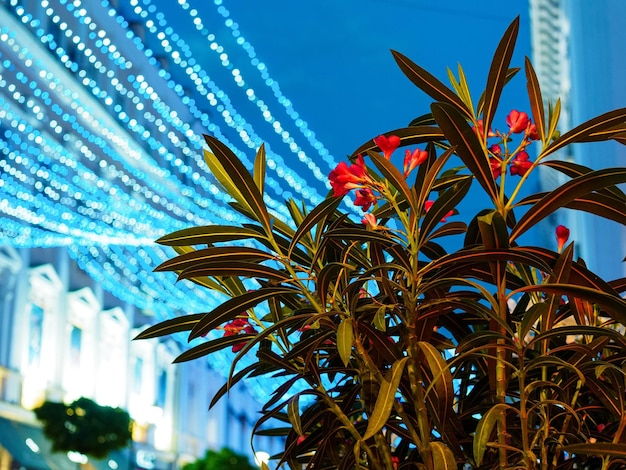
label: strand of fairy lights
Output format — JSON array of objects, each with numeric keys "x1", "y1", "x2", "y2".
[
  {"x1": 1, "y1": 1, "x2": 311, "y2": 400},
  {"x1": 6, "y1": 8, "x2": 252, "y2": 223},
  {"x1": 110, "y1": 0, "x2": 325, "y2": 205},
  {"x1": 21, "y1": 1, "x2": 299, "y2": 220},
  {"x1": 207, "y1": 0, "x2": 339, "y2": 172},
  {"x1": 0, "y1": 25, "x2": 248, "y2": 227},
  {"x1": 0, "y1": 49, "x2": 217, "y2": 235},
  {"x1": 0, "y1": 98, "x2": 181, "y2": 242},
  {"x1": 139, "y1": 0, "x2": 331, "y2": 188}
]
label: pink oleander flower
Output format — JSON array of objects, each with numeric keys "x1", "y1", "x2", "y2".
[
  {"x1": 506, "y1": 110, "x2": 530, "y2": 134},
  {"x1": 329, "y1": 155, "x2": 371, "y2": 197},
  {"x1": 424, "y1": 200, "x2": 454, "y2": 223},
  {"x1": 526, "y1": 122, "x2": 539, "y2": 141},
  {"x1": 489, "y1": 145, "x2": 503, "y2": 179},
  {"x1": 403, "y1": 148, "x2": 428, "y2": 177},
  {"x1": 556, "y1": 225, "x2": 570, "y2": 253},
  {"x1": 473, "y1": 119, "x2": 496, "y2": 139},
  {"x1": 223, "y1": 316, "x2": 258, "y2": 353},
  {"x1": 354, "y1": 188, "x2": 376, "y2": 211},
  {"x1": 373, "y1": 134, "x2": 401, "y2": 159},
  {"x1": 361, "y1": 212, "x2": 378, "y2": 229},
  {"x1": 510, "y1": 151, "x2": 533, "y2": 176}
]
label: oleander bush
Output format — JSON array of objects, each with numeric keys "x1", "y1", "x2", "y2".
[{"x1": 137, "y1": 17, "x2": 626, "y2": 469}]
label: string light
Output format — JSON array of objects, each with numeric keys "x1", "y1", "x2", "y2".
[{"x1": 0, "y1": 0, "x2": 337, "y2": 400}]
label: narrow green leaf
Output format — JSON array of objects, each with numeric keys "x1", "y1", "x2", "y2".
[
  {"x1": 189, "y1": 287, "x2": 297, "y2": 340},
  {"x1": 287, "y1": 395, "x2": 303, "y2": 436},
  {"x1": 519, "y1": 302, "x2": 548, "y2": 342},
  {"x1": 539, "y1": 159, "x2": 626, "y2": 200},
  {"x1": 155, "y1": 246, "x2": 276, "y2": 272},
  {"x1": 173, "y1": 333, "x2": 256, "y2": 363},
  {"x1": 204, "y1": 135, "x2": 271, "y2": 232},
  {"x1": 288, "y1": 196, "x2": 341, "y2": 258},
  {"x1": 337, "y1": 318, "x2": 354, "y2": 366},
  {"x1": 179, "y1": 261, "x2": 289, "y2": 282},
  {"x1": 482, "y1": 17, "x2": 520, "y2": 136},
  {"x1": 477, "y1": 68, "x2": 521, "y2": 117},
  {"x1": 431, "y1": 102, "x2": 499, "y2": 203},
  {"x1": 525, "y1": 57, "x2": 546, "y2": 144},
  {"x1": 391, "y1": 50, "x2": 471, "y2": 117},
  {"x1": 541, "y1": 107, "x2": 626, "y2": 159},
  {"x1": 133, "y1": 313, "x2": 204, "y2": 340},
  {"x1": 510, "y1": 168, "x2": 626, "y2": 241},
  {"x1": 351, "y1": 126, "x2": 445, "y2": 157},
  {"x1": 156, "y1": 225, "x2": 265, "y2": 246},
  {"x1": 367, "y1": 150, "x2": 417, "y2": 212},
  {"x1": 421, "y1": 179, "x2": 471, "y2": 240},
  {"x1": 564, "y1": 443, "x2": 626, "y2": 458},
  {"x1": 362, "y1": 357, "x2": 408, "y2": 440},
  {"x1": 417, "y1": 146, "x2": 457, "y2": 208},
  {"x1": 317, "y1": 262, "x2": 354, "y2": 308},
  {"x1": 417, "y1": 341, "x2": 454, "y2": 429},
  {"x1": 253, "y1": 143, "x2": 266, "y2": 194},
  {"x1": 473, "y1": 403, "x2": 512, "y2": 466},
  {"x1": 323, "y1": 227, "x2": 395, "y2": 245},
  {"x1": 430, "y1": 441, "x2": 457, "y2": 470},
  {"x1": 546, "y1": 98, "x2": 561, "y2": 142}
]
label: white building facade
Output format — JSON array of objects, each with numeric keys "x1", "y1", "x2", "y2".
[{"x1": 529, "y1": 0, "x2": 626, "y2": 281}]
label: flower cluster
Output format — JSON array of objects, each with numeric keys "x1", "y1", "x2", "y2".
[
  {"x1": 221, "y1": 315, "x2": 258, "y2": 352},
  {"x1": 329, "y1": 135, "x2": 438, "y2": 223},
  {"x1": 480, "y1": 110, "x2": 539, "y2": 179}
]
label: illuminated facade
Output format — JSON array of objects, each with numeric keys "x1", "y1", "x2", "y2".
[
  {"x1": 0, "y1": 0, "x2": 303, "y2": 468},
  {"x1": 529, "y1": 0, "x2": 626, "y2": 280}
]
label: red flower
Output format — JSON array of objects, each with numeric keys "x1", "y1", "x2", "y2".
[
  {"x1": 373, "y1": 134, "x2": 401, "y2": 159},
  {"x1": 424, "y1": 200, "x2": 454, "y2": 223},
  {"x1": 597, "y1": 423, "x2": 606, "y2": 433},
  {"x1": 328, "y1": 155, "x2": 371, "y2": 197},
  {"x1": 489, "y1": 145, "x2": 503, "y2": 178},
  {"x1": 526, "y1": 122, "x2": 539, "y2": 141},
  {"x1": 556, "y1": 225, "x2": 570, "y2": 253},
  {"x1": 361, "y1": 213, "x2": 378, "y2": 229},
  {"x1": 473, "y1": 119, "x2": 496, "y2": 139},
  {"x1": 403, "y1": 148, "x2": 428, "y2": 177},
  {"x1": 354, "y1": 188, "x2": 376, "y2": 211},
  {"x1": 510, "y1": 151, "x2": 533, "y2": 176},
  {"x1": 506, "y1": 110, "x2": 530, "y2": 134},
  {"x1": 222, "y1": 316, "x2": 257, "y2": 352}
]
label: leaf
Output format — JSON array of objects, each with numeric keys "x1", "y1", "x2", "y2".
[
  {"x1": 564, "y1": 443, "x2": 626, "y2": 458},
  {"x1": 133, "y1": 313, "x2": 204, "y2": 340},
  {"x1": 391, "y1": 50, "x2": 471, "y2": 118},
  {"x1": 337, "y1": 318, "x2": 354, "y2": 367},
  {"x1": 254, "y1": 143, "x2": 266, "y2": 194},
  {"x1": 421, "y1": 179, "x2": 471, "y2": 240},
  {"x1": 156, "y1": 225, "x2": 265, "y2": 246},
  {"x1": 525, "y1": 57, "x2": 546, "y2": 144},
  {"x1": 317, "y1": 262, "x2": 355, "y2": 308},
  {"x1": 541, "y1": 108, "x2": 626, "y2": 159},
  {"x1": 288, "y1": 196, "x2": 341, "y2": 258},
  {"x1": 173, "y1": 333, "x2": 256, "y2": 363},
  {"x1": 481, "y1": 17, "x2": 520, "y2": 136},
  {"x1": 362, "y1": 357, "x2": 408, "y2": 440},
  {"x1": 539, "y1": 159, "x2": 626, "y2": 200},
  {"x1": 473, "y1": 403, "x2": 512, "y2": 466},
  {"x1": 204, "y1": 134, "x2": 271, "y2": 232},
  {"x1": 510, "y1": 168, "x2": 626, "y2": 242},
  {"x1": 431, "y1": 102, "x2": 500, "y2": 203},
  {"x1": 155, "y1": 246, "x2": 276, "y2": 272},
  {"x1": 178, "y1": 261, "x2": 290, "y2": 282},
  {"x1": 287, "y1": 395, "x2": 303, "y2": 436},
  {"x1": 367, "y1": 150, "x2": 417, "y2": 212},
  {"x1": 323, "y1": 227, "x2": 395, "y2": 246},
  {"x1": 351, "y1": 126, "x2": 445, "y2": 157},
  {"x1": 430, "y1": 441, "x2": 457, "y2": 470},
  {"x1": 189, "y1": 287, "x2": 298, "y2": 340},
  {"x1": 417, "y1": 341, "x2": 454, "y2": 431}
]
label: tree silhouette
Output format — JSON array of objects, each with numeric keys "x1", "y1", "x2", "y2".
[{"x1": 33, "y1": 397, "x2": 132, "y2": 459}]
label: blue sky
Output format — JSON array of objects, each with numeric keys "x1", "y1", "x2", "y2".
[{"x1": 224, "y1": 1, "x2": 532, "y2": 162}]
